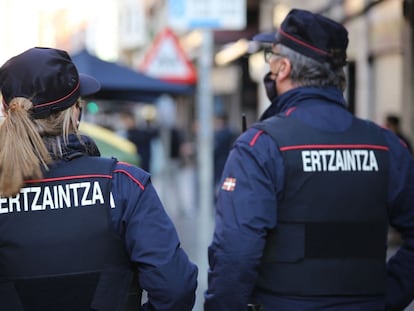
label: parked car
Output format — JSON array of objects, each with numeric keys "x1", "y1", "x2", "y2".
[{"x1": 79, "y1": 122, "x2": 139, "y2": 166}]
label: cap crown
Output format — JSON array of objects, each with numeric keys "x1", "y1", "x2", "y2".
[
  {"x1": 276, "y1": 9, "x2": 348, "y2": 68},
  {"x1": 0, "y1": 47, "x2": 99, "y2": 118}
]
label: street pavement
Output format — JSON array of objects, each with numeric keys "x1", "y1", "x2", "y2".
[
  {"x1": 153, "y1": 165, "x2": 414, "y2": 311},
  {"x1": 153, "y1": 164, "x2": 213, "y2": 311}
]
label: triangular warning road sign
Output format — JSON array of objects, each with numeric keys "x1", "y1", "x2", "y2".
[{"x1": 140, "y1": 27, "x2": 197, "y2": 84}]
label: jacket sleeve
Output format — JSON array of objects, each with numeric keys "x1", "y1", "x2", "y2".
[
  {"x1": 110, "y1": 162, "x2": 198, "y2": 311},
  {"x1": 204, "y1": 129, "x2": 284, "y2": 310},
  {"x1": 385, "y1": 131, "x2": 414, "y2": 310}
]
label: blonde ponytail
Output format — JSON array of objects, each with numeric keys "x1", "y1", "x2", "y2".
[{"x1": 0, "y1": 98, "x2": 52, "y2": 197}]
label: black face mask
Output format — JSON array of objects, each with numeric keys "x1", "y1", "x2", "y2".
[{"x1": 263, "y1": 71, "x2": 278, "y2": 101}]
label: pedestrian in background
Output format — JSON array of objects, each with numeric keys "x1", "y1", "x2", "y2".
[
  {"x1": 119, "y1": 112, "x2": 159, "y2": 172},
  {"x1": 205, "y1": 9, "x2": 414, "y2": 311},
  {"x1": 385, "y1": 114, "x2": 412, "y2": 154},
  {"x1": 0, "y1": 47, "x2": 197, "y2": 311},
  {"x1": 213, "y1": 113, "x2": 238, "y2": 199}
]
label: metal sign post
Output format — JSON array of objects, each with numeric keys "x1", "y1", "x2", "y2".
[
  {"x1": 167, "y1": 0, "x2": 245, "y2": 223},
  {"x1": 196, "y1": 28, "x2": 214, "y2": 237},
  {"x1": 167, "y1": 2, "x2": 246, "y2": 307},
  {"x1": 193, "y1": 30, "x2": 214, "y2": 310}
]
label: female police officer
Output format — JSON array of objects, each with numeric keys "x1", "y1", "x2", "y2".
[{"x1": 0, "y1": 47, "x2": 197, "y2": 311}]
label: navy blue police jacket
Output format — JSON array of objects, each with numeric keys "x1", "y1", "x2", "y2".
[
  {"x1": 204, "y1": 86, "x2": 414, "y2": 311},
  {"x1": 0, "y1": 135, "x2": 197, "y2": 311}
]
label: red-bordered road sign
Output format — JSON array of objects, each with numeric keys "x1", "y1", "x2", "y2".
[{"x1": 140, "y1": 27, "x2": 197, "y2": 84}]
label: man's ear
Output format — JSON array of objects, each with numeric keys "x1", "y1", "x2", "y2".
[{"x1": 277, "y1": 58, "x2": 291, "y2": 80}]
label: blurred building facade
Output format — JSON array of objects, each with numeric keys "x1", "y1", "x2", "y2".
[
  {"x1": 121, "y1": 0, "x2": 414, "y2": 147},
  {"x1": 0, "y1": 0, "x2": 413, "y2": 145}
]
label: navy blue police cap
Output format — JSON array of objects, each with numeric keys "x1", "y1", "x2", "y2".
[
  {"x1": 0, "y1": 47, "x2": 100, "y2": 119},
  {"x1": 253, "y1": 9, "x2": 348, "y2": 68}
]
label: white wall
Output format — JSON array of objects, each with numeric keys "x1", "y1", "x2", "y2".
[
  {"x1": 346, "y1": 0, "x2": 404, "y2": 126},
  {"x1": 374, "y1": 54, "x2": 404, "y2": 125}
]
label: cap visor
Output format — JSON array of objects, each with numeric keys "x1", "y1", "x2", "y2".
[
  {"x1": 252, "y1": 31, "x2": 277, "y2": 43},
  {"x1": 79, "y1": 73, "x2": 101, "y2": 97}
]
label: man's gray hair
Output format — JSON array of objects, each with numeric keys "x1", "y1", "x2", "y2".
[{"x1": 277, "y1": 44, "x2": 347, "y2": 91}]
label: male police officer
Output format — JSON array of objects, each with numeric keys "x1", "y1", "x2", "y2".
[{"x1": 205, "y1": 9, "x2": 414, "y2": 311}]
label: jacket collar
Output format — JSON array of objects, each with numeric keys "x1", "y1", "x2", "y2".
[{"x1": 260, "y1": 86, "x2": 347, "y2": 121}]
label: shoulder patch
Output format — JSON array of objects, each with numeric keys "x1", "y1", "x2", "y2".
[{"x1": 221, "y1": 177, "x2": 237, "y2": 191}]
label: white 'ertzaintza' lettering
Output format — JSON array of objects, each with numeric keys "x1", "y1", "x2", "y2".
[
  {"x1": 0, "y1": 181, "x2": 110, "y2": 214},
  {"x1": 301, "y1": 149, "x2": 379, "y2": 172}
]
